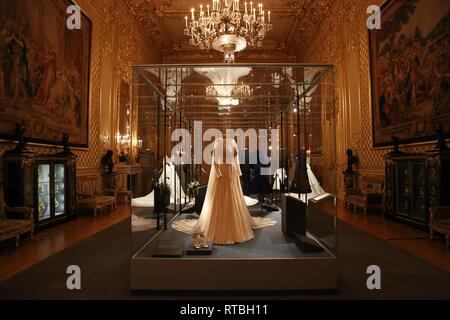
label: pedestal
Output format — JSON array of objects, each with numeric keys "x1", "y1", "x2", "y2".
[
  {"x1": 343, "y1": 171, "x2": 357, "y2": 194},
  {"x1": 117, "y1": 191, "x2": 131, "y2": 204},
  {"x1": 102, "y1": 172, "x2": 117, "y2": 191}
]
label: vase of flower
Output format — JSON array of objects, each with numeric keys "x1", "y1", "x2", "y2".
[{"x1": 187, "y1": 180, "x2": 200, "y2": 201}]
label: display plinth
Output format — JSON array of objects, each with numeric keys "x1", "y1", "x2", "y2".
[
  {"x1": 131, "y1": 254, "x2": 337, "y2": 291},
  {"x1": 186, "y1": 242, "x2": 213, "y2": 255},
  {"x1": 294, "y1": 233, "x2": 325, "y2": 253},
  {"x1": 152, "y1": 240, "x2": 184, "y2": 257},
  {"x1": 130, "y1": 211, "x2": 337, "y2": 292}
]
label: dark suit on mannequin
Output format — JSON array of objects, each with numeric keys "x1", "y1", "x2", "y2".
[
  {"x1": 291, "y1": 150, "x2": 312, "y2": 194},
  {"x1": 239, "y1": 149, "x2": 252, "y2": 196},
  {"x1": 253, "y1": 150, "x2": 272, "y2": 204}
]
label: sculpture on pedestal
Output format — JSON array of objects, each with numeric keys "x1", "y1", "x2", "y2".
[
  {"x1": 343, "y1": 149, "x2": 358, "y2": 195},
  {"x1": 101, "y1": 149, "x2": 115, "y2": 173},
  {"x1": 391, "y1": 136, "x2": 401, "y2": 153},
  {"x1": 12, "y1": 121, "x2": 30, "y2": 153},
  {"x1": 58, "y1": 133, "x2": 75, "y2": 156},
  {"x1": 345, "y1": 149, "x2": 357, "y2": 173}
]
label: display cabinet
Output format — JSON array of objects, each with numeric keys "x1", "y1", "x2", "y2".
[
  {"x1": 384, "y1": 145, "x2": 450, "y2": 228},
  {"x1": 130, "y1": 64, "x2": 337, "y2": 292},
  {"x1": 4, "y1": 149, "x2": 77, "y2": 228}
]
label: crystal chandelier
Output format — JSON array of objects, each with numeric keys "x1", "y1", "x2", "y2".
[
  {"x1": 184, "y1": 0, "x2": 273, "y2": 63},
  {"x1": 206, "y1": 83, "x2": 252, "y2": 98},
  {"x1": 206, "y1": 85, "x2": 218, "y2": 97},
  {"x1": 231, "y1": 82, "x2": 253, "y2": 97}
]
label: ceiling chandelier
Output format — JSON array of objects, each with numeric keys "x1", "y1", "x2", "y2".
[
  {"x1": 232, "y1": 82, "x2": 253, "y2": 97},
  {"x1": 206, "y1": 82, "x2": 253, "y2": 98},
  {"x1": 184, "y1": 0, "x2": 273, "y2": 63}
]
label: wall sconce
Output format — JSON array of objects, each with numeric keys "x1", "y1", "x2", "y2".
[
  {"x1": 137, "y1": 138, "x2": 143, "y2": 150},
  {"x1": 116, "y1": 132, "x2": 131, "y2": 163},
  {"x1": 116, "y1": 132, "x2": 131, "y2": 151},
  {"x1": 271, "y1": 72, "x2": 282, "y2": 88},
  {"x1": 100, "y1": 131, "x2": 110, "y2": 148}
]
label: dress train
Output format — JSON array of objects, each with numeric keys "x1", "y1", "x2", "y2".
[{"x1": 172, "y1": 138, "x2": 276, "y2": 245}]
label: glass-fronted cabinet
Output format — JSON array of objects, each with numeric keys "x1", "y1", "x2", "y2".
[
  {"x1": 4, "y1": 149, "x2": 77, "y2": 229},
  {"x1": 36, "y1": 161, "x2": 69, "y2": 224},
  {"x1": 37, "y1": 164, "x2": 52, "y2": 221},
  {"x1": 54, "y1": 164, "x2": 66, "y2": 217}
]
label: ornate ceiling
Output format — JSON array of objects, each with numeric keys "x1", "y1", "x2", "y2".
[{"x1": 125, "y1": 0, "x2": 337, "y2": 63}]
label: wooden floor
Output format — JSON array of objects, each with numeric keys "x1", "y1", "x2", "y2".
[
  {"x1": 0, "y1": 205, "x2": 130, "y2": 283},
  {"x1": 337, "y1": 206, "x2": 450, "y2": 273},
  {"x1": 0, "y1": 202, "x2": 449, "y2": 284}
]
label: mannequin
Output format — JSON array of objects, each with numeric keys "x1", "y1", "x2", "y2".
[{"x1": 172, "y1": 136, "x2": 276, "y2": 244}]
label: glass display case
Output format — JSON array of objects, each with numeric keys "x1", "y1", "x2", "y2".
[
  {"x1": 37, "y1": 164, "x2": 51, "y2": 221},
  {"x1": 130, "y1": 64, "x2": 337, "y2": 292},
  {"x1": 36, "y1": 161, "x2": 68, "y2": 223},
  {"x1": 54, "y1": 164, "x2": 66, "y2": 216},
  {"x1": 4, "y1": 150, "x2": 77, "y2": 228}
]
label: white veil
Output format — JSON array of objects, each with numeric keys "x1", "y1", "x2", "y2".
[{"x1": 131, "y1": 156, "x2": 186, "y2": 207}]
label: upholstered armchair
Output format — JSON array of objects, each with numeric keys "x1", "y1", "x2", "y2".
[
  {"x1": 1, "y1": 204, "x2": 34, "y2": 247},
  {"x1": 430, "y1": 206, "x2": 450, "y2": 247}
]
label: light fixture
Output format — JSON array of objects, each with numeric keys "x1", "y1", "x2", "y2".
[
  {"x1": 100, "y1": 131, "x2": 110, "y2": 148},
  {"x1": 231, "y1": 82, "x2": 253, "y2": 97},
  {"x1": 116, "y1": 133, "x2": 131, "y2": 147},
  {"x1": 206, "y1": 85, "x2": 218, "y2": 96},
  {"x1": 218, "y1": 111, "x2": 231, "y2": 116},
  {"x1": 137, "y1": 138, "x2": 143, "y2": 150},
  {"x1": 185, "y1": 0, "x2": 273, "y2": 63},
  {"x1": 271, "y1": 72, "x2": 282, "y2": 88},
  {"x1": 218, "y1": 106, "x2": 232, "y2": 111},
  {"x1": 202, "y1": 67, "x2": 252, "y2": 114},
  {"x1": 206, "y1": 82, "x2": 252, "y2": 99}
]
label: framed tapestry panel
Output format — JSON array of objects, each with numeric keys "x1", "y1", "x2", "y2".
[
  {"x1": 369, "y1": 0, "x2": 450, "y2": 147},
  {"x1": 0, "y1": 0, "x2": 91, "y2": 148}
]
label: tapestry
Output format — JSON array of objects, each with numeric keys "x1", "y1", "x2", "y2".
[
  {"x1": 369, "y1": 0, "x2": 450, "y2": 147},
  {"x1": 0, "y1": 0, "x2": 91, "y2": 147}
]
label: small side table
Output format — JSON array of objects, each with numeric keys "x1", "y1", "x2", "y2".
[{"x1": 117, "y1": 191, "x2": 132, "y2": 204}]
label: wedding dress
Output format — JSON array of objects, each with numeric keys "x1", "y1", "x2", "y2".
[
  {"x1": 273, "y1": 168, "x2": 287, "y2": 190},
  {"x1": 131, "y1": 156, "x2": 186, "y2": 208},
  {"x1": 172, "y1": 137, "x2": 276, "y2": 245},
  {"x1": 132, "y1": 155, "x2": 257, "y2": 208},
  {"x1": 305, "y1": 152, "x2": 326, "y2": 198}
]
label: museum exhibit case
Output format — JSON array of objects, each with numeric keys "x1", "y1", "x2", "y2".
[
  {"x1": 4, "y1": 147, "x2": 77, "y2": 228},
  {"x1": 129, "y1": 64, "x2": 337, "y2": 292}
]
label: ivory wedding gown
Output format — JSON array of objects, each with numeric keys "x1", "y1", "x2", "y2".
[{"x1": 172, "y1": 137, "x2": 276, "y2": 245}]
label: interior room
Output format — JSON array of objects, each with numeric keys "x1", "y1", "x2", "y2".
[{"x1": 0, "y1": 0, "x2": 449, "y2": 301}]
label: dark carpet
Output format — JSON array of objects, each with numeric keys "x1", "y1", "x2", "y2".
[{"x1": 0, "y1": 216, "x2": 449, "y2": 300}]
